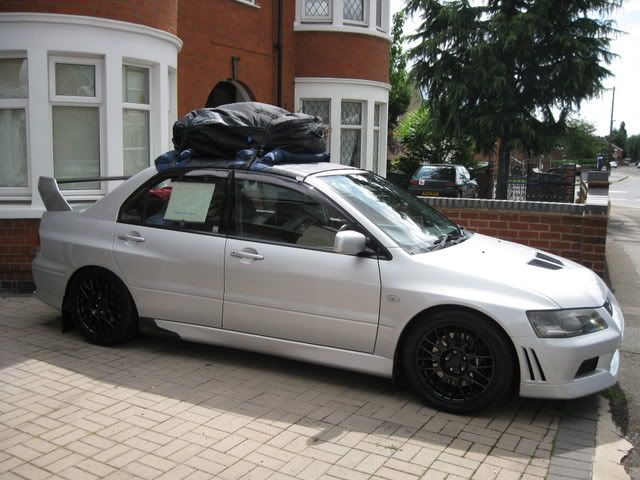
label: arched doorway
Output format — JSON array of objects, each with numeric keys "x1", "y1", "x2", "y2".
[{"x1": 205, "y1": 80, "x2": 255, "y2": 107}]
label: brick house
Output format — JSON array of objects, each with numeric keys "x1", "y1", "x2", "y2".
[{"x1": 0, "y1": 0, "x2": 391, "y2": 291}]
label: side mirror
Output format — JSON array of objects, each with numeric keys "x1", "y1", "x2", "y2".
[{"x1": 334, "y1": 230, "x2": 366, "y2": 256}]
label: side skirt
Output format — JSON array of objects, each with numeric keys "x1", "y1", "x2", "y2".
[{"x1": 146, "y1": 318, "x2": 394, "y2": 379}]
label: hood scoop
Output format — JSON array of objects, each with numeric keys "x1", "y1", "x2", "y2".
[{"x1": 528, "y1": 252, "x2": 564, "y2": 270}]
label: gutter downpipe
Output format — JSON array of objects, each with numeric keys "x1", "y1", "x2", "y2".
[{"x1": 276, "y1": 0, "x2": 284, "y2": 107}]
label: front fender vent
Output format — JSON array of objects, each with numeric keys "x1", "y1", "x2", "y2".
[
  {"x1": 522, "y1": 347, "x2": 547, "y2": 382},
  {"x1": 528, "y1": 252, "x2": 564, "y2": 270}
]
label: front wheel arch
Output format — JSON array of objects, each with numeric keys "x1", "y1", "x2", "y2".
[{"x1": 392, "y1": 305, "x2": 520, "y2": 392}]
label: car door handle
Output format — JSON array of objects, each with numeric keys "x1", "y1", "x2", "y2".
[
  {"x1": 118, "y1": 232, "x2": 146, "y2": 243},
  {"x1": 230, "y1": 249, "x2": 264, "y2": 261}
]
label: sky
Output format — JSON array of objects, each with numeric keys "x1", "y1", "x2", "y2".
[{"x1": 390, "y1": 0, "x2": 640, "y2": 137}]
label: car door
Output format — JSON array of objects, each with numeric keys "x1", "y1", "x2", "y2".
[
  {"x1": 223, "y1": 173, "x2": 381, "y2": 353},
  {"x1": 113, "y1": 172, "x2": 228, "y2": 328}
]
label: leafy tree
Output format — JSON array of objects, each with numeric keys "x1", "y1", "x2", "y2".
[
  {"x1": 388, "y1": 11, "x2": 412, "y2": 129},
  {"x1": 395, "y1": 105, "x2": 474, "y2": 176},
  {"x1": 627, "y1": 134, "x2": 640, "y2": 161},
  {"x1": 405, "y1": 0, "x2": 622, "y2": 198},
  {"x1": 610, "y1": 120, "x2": 627, "y2": 151},
  {"x1": 559, "y1": 117, "x2": 608, "y2": 162}
]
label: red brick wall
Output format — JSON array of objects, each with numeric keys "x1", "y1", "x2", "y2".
[
  {"x1": 0, "y1": 0, "x2": 178, "y2": 34},
  {"x1": 439, "y1": 208, "x2": 608, "y2": 274},
  {"x1": 295, "y1": 31, "x2": 390, "y2": 83},
  {"x1": 0, "y1": 219, "x2": 40, "y2": 292},
  {"x1": 177, "y1": 0, "x2": 299, "y2": 115}
]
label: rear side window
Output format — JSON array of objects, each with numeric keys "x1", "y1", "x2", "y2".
[
  {"x1": 414, "y1": 166, "x2": 455, "y2": 181},
  {"x1": 232, "y1": 179, "x2": 349, "y2": 249},
  {"x1": 119, "y1": 176, "x2": 226, "y2": 234}
]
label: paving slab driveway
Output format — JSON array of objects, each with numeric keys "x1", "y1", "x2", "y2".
[{"x1": 0, "y1": 296, "x2": 594, "y2": 480}]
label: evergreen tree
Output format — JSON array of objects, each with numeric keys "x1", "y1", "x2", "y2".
[
  {"x1": 610, "y1": 120, "x2": 628, "y2": 152},
  {"x1": 405, "y1": 0, "x2": 622, "y2": 198},
  {"x1": 388, "y1": 11, "x2": 412, "y2": 129},
  {"x1": 627, "y1": 134, "x2": 640, "y2": 162}
]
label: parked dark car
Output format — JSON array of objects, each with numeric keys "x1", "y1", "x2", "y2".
[{"x1": 408, "y1": 164, "x2": 479, "y2": 198}]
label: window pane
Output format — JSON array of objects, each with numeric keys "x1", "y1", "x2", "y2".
[
  {"x1": 123, "y1": 66, "x2": 149, "y2": 104},
  {"x1": 376, "y1": 0, "x2": 382, "y2": 27},
  {"x1": 344, "y1": 0, "x2": 365, "y2": 21},
  {"x1": 55, "y1": 63, "x2": 96, "y2": 97},
  {"x1": 374, "y1": 104, "x2": 381, "y2": 127},
  {"x1": 305, "y1": 0, "x2": 329, "y2": 17},
  {"x1": 52, "y1": 106, "x2": 100, "y2": 190},
  {"x1": 0, "y1": 59, "x2": 28, "y2": 99},
  {"x1": 373, "y1": 129, "x2": 379, "y2": 174},
  {"x1": 341, "y1": 101, "x2": 362, "y2": 125},
  {"x1": 0, "y1": 109, "x2": 27, "y2": 187},
  {"x1": 301, "y1": 100, "x2": 330, "y2": 124},
  {"x1": 340, "y1": 129, "x2": 361, "y2": 167},
  {"x1": 234, "y1": 180, "x2": 348, "y2": 248},
  {"x1": 123, "y1": 109, "x2": 150, "y2": 176}
]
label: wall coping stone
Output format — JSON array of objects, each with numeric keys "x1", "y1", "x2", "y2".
[{"x1": 419, "y1": 192, "x2": 609, "y2": 216}]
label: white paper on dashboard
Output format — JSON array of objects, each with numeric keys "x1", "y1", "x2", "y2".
[{"x1": 164, "y1": 182, "x2": 215, "y2": 223}]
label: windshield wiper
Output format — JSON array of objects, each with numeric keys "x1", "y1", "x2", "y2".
[{"x1": 431, "y1": 227, "x2": 467, "y2": 250}]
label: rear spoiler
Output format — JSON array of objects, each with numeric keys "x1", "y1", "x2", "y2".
[{"x1": 38, "y1": 175, "x2": 130, "y2": 212}]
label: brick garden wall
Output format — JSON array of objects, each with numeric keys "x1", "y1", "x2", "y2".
[
  {"x1": 425, "y1": 202, "x2": 608, "y2": 275},
  {"x1": 0, "y1": 219, "x2": 40, "y2": 292}
]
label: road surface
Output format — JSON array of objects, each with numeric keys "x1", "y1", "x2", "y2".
[{"x1": 606, "y1": 164, "x2": 640, "y2": 478}]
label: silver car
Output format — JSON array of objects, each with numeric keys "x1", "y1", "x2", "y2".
[{"x1": 33, "y1": 163, "x2": 623, "y2": 412}]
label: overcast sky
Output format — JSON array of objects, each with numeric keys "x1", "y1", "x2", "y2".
[{"x1": 390, "y1": 0, "x2": 640, "y2": 137}]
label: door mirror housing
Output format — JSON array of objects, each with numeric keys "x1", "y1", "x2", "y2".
[{"x1": 334, "y1": 230, "x2": 367, "y2": 256}]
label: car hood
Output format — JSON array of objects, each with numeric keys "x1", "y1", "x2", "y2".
[{"x1": 414, "y1": 233, "x2": 609, "y2": 309}]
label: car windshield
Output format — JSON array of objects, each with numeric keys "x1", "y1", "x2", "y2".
[
  {"x1": 320, "y1": 172, "x2": 461, "y2": 254},
  {"x1": 414, "y1": 166, "x2": 455, "y2": 180}
]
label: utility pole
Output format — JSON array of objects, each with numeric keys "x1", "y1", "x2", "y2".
[{"x1": 607, "y1": 86, "x2": 616, "y2": 169}]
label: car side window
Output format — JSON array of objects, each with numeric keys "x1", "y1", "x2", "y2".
[
  {"x1": 232, "y1": 179, "x2": 349, "y2": 249},
  {"x1": 119, "y1": 176, "x2": 226, "y2": 234}
]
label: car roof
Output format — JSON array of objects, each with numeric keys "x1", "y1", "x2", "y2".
[{"x1": 179, "y1": 162, "x2": 362, "y2": 181}]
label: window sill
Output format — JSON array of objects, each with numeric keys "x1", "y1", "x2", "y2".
[{"x1": 232, "y1": 0, "x2": 261, "y2": 8}]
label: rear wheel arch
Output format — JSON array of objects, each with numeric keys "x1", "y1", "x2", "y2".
[
  {"x1": 392, "y1": 305, "x2": 520, "y2": 387},
  {"x1": 62, "y1": 265, "x2": 138, "y2": 324}
]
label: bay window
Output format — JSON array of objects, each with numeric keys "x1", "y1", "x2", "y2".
[
  {"x1": 343, "y1": 0, "x2": 366, "y2": 24},
  {"x1": 303, "y1": 0, "x2": 332, "y2": 21},
  {"x1": 301, "y1": 99, "x2": 331, "y2": 151},
  {"x1": 49, "y1": 57, "x2": 102, "y2": 191},
  {"x1": 372, "y1": 103, "x2": 381, "y2": 174},
  {"x1": 340, "y1": 101, "x2": 363, "y2": 168},
  {"x1": 0, "y1": 56, "x2": 28, "y2": 192},
  {"x1": 122, "y1": 65, "x2": 151, "y2": 176}
]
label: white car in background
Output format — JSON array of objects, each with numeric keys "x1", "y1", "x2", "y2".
[
  {"x1": 610, "y1": 160, "x2": 618, "y2": 168},
  {"x1": 33, "y1": 163, "x2": 623, "y2": 412}
]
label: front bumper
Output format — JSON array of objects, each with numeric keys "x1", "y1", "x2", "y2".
[{"x1": 517, "y1": 302, "x2": 624, "y2": 399}]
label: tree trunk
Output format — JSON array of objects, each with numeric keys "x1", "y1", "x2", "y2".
[{"x1": 495, "y1": 138, "x2": 510, "y2": 200}]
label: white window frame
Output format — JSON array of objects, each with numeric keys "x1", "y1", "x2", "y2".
[
  {"x1": 372, "y1": 102, "x2": 382, "y2": 174},
  {"x1": 301, "y1": 98, "x2": 331, "y2": 152},
  {"x1": 233, "y1": 0, "x2": 260, "y2": 6},
  {"x1": 343, "y1": 0, "x2": 368, "y2": 26},
  {"x1": 48, "y1": 55, "x2": 104, "y2": 196},
  {"x1": 0, "y1": 53, "x2": 30, "y2": 197},
  {"x1": 122, "y1": 61, "x2": 152, "y2": 175},
  {"x1": 340, "y1": 100, "x2": 364, "y2": 168},
  {"x1": 301, "y1": 0, "x2": 333, "y2": 23}
]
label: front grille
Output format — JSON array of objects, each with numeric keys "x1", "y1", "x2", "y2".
[
  {"x1": 575, "y1": 357, "x2": 599, "y2": 378},
  {"x1": 604, "y1": 299, "x2": 613, "y2": 316}
]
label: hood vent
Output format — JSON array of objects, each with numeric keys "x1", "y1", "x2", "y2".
[{"x1": 528, "y1": 252, "x2": 564, "y2": 270}]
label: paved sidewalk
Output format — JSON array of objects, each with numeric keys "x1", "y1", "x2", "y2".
[{"x1": 0, "y1": 296, "x2": 593, "y2": 480}]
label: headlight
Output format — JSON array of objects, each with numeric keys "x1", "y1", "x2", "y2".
[{"x1": 527, "y1": 308, "x2": 608, "y2": 338}]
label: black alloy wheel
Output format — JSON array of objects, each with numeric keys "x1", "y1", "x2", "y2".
[
  {"x1": 403, "y1": 310, "x2": 514, "y2": 413},
  {"x1": 68, "y1": 269, "x2": 138, "y2": 345}
]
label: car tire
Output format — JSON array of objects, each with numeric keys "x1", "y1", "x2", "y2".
[
  {"x1": 402, "y1": 310, "x2": 514, "y2": 413},
  {"x1": 67, "y1": 269, "x2": 138, "y2": 346}
]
